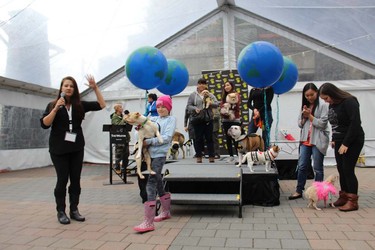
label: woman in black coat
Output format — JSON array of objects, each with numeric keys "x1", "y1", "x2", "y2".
[{"x1": 40, "y1": 75, "x2": 106, "y2": 224}]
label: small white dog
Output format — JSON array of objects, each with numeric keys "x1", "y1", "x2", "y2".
[
  {"x1": 240, "y1": 145, "x2": 280, "y2": 172},
  {"x1": 124, "y1": 112, "x2": 163, "y2": 179},
  {"x1": 220, "y1": 93, "x2": 238, "y2": 120},
  {"x1": 305, "y1": 175, "x2": 338, "y2": 211}
]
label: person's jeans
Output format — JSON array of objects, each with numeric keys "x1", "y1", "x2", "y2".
[
  {"x1": 247, "y1": 110, "x2": 273, "y2": 149},
  {"x1": 296, "y1": 144, "x2": 324, "y2": 194},
  {"x1": 146, "y1": 157, "x2": 166, "y2": 201}
]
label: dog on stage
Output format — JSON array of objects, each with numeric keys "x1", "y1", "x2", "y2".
[
  {"x1": 305, "y1": 175, "x2": 338, "y2": 211},
  {"x1": 220, "y1": 93, "x2": 239, "y2": 120},
  {"x1": 227, "y1": 125, "x2": 265, "y2": 167},
  {"x1": 241, "y1": 145, "x2": 280, "y2": 172},
  {"x1": 183, "y1": 139, "x2": 193, "y2": 157},
  {"x1": 202, "y1": 90, "x2": 213, "y2": 109},
  {"x1": 124, "y1": 112, "x2": 163, "y2": 179},
  {"x1": 167, "y1": 131, "x2": 185, "y2": 160}
]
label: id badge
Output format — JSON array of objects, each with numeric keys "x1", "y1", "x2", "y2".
[{"x1": 65, "y1": 132, "x2": 77, "y2": 142}]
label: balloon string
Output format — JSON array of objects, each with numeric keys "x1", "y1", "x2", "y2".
[
  {"x1": 274, "y1": 94, "x2": 280, "y2": 144},
  {"x1": 145, "y1": 90, "x2": 148, "y2": 114},
  {"x1": 263, "y1": 90, "x2": 270, "y2": 149}
]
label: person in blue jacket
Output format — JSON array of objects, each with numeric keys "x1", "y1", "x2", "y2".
[{"x1": 144, "y1": 93, "x2": 158, "y2": 117}]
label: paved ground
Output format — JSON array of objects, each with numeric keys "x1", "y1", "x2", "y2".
[{"x1": 0, "y1": 158, "x2": 374, "y2": 250}]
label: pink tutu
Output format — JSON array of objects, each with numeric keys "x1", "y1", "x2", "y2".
[{"x1": 313, "y1": 181, "x2": 337, "y2": 200}]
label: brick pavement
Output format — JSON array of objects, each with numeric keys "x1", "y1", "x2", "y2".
[{"x1": 0, "y1": 159, "x2": 374, "y2": 250}]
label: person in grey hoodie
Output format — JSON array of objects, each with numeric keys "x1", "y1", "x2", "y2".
[
  {"x1": 186, "y1": 78, "x2": 219, "y2": 163},
  {"x1": 289, "y1": 83, "x2": 330, "y2": 200}
]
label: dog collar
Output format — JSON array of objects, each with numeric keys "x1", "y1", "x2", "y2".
[
  {"x1": 235, "y1": 134, "x2": 247, "y2": 142},
  {"x1": 135, "y1": 118, "x2": 148, "y2": 131},
  {"x1": 268, "y1": 150, "x2": 276, "y2": 159}
]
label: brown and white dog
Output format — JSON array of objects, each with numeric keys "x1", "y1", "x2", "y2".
[
  {"x1": 240, "y1": 145, "x2": 280, "y2": 172},
  {"x1": 202, "y1": 90, "x2": 213, "y2": 109},
  {"x1": 220, "y1": 93, "x2": 239, "y2": 120},
  {"x1": 167, "y1": 131, "x2": 185, "y2": 160},
  {"x1": 227, "y1": 125, "x2": 265, "y2": 167},
  {"x1": 124, "y1": 112, "x2": 163, "y2": 179},
  {"x1": 305, "y1": 175, "x2": 338, "y2": 210}
]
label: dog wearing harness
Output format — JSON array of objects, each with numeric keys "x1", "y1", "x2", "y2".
[
  {"x1": 227, "y1": 125, "x2": 265, "y2": 167},
  {"x1": 124, "y1": 112, "x2": 163, "y2": 179},
  {"x1": 240, "y1": 145, "x2": 280, "y2": 172}
]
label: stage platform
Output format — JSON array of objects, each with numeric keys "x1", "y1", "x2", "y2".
[{"x1": 161, "y1": 157, "x2": 280, "y2": 217}]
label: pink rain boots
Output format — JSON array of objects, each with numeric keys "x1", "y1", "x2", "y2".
[
  {"x1": 154, "y1": 193, "x2": 171, "y2": 222},
  {"x1": 133, "y1": 201, "x2": 156, "y2": 233}
]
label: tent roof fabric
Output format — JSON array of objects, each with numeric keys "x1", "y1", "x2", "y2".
[{"x1": 0, "y1": 0, "x2": 374, "y2": 93}]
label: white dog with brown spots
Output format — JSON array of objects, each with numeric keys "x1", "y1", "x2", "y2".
[{"x1": 124, "y1": 112, "x2": 163, "y2": 179}]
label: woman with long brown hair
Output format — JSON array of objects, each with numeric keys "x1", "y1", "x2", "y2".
[
  {"x1": 319, "y1": 82, "x2": 364, "y2": 212},
  {"x1": 41, "y1": 75, "x2": 106, "y2": 224},
  {"x1": 220, "y1": 81, "x2": 241, "y2": 163}
]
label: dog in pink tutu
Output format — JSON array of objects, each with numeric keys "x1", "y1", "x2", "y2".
[{"x1": 304, "y1": 175, "x2": 337, "y2": 210}]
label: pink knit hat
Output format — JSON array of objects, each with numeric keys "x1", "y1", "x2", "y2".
[{"x1": 156, "y1": 95, "x2": 172, "y2": 112}]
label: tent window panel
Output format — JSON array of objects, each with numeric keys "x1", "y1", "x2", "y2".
[
  {"x1": 234, "y1": 17, "x2": 374, "y2": 81},
  {"x1": 162, "y1": 18, "x2": 224, "y2": 85}
]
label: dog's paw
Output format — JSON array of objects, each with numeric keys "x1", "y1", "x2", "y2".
[{"x1": 150, "y1": 171, "x2": 156, "y2": 175}]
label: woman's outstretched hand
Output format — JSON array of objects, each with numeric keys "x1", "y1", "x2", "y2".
[{"x1": 85, "y1": 74, "x2": 98, "y2": 90}]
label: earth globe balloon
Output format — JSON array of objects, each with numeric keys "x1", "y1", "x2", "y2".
[
  {"x1": 157, "y1": 59, "x2": 189, "y2": 96},
  {"x1": 237, "y1": 41, "x2": 284, "y2": 88},
  {"x1": 125, "y1": 46, "x2": 168, "y2": 90},
  {"x1": 272, "y1": 57, "x2": 299, "y2": 95}
]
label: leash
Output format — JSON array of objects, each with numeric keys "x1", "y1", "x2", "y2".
[{"x1": 135, "y1": 118, "x2": 149, "y2": 131}]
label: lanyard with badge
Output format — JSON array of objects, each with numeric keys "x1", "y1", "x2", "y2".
[{"x1": 64, "y1": 106, "x2": 77, "y2": 142}]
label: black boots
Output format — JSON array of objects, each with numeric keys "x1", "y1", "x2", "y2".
[
  {"x1": 57, "y1": 211, "x2": 70, "y2": 224},
  {"x1": 69, "y1": 193, "x2": 85, "y2": 221},
  {"x1": 55, "y1": 189, "x2": 85, "y2": 224},
  {"x1": 70, "y1": 210, "x2": 86, "y2": 221},
  {"x1": 57, "y1": 210, "x2": 85, "y2": 224}
]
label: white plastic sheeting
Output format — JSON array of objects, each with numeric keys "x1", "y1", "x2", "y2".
[
  {"x1": 83, "y1": 80, "x2": 375, "y2": 167},
  {"x1": 1, "y1": 79, "x2": 374, "y2": 171},
  {"x1": 1, "y1": 0, "x2": 374, "y2": 90}
]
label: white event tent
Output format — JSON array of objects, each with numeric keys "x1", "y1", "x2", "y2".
[{"x1": 0, "y1": 0, "x2": 375, "y2": 171}]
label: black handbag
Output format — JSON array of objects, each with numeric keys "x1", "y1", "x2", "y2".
[{"x1": 191, "y1": 109, "x2": 210, "y2": 125}]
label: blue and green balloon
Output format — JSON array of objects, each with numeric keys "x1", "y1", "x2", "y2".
[
  {"x1": 237, "y1": 41, "x2": 284, "y2": 88},
  {"x1": 157, "y1": 59, "x2": 189, "y2": 96},
  {"x1": 125, "y1": 46, "x2": 168, "y2": 90}
]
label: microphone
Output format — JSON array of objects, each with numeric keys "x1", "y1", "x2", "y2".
[{"x1": 59, "y1": 92, "x2": 66, "y2": 109}]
